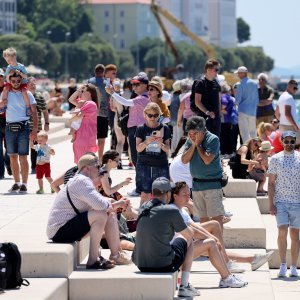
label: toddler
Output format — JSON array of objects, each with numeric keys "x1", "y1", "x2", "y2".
[
  {"x1": 31, "y1": 131, "x2": 55, "y2": 194},
  {"x1": 68, "y1": 99, "x2": 86, "y2": 142},
  {"x1": 0, "y1": 47, "x2": 31, "y2": 116}
]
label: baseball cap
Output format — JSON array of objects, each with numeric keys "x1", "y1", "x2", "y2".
[
  {"x1": 131, "y1": 73, "x2": 149, "y2": 85},
  {"x1": 152, "y1": 177, "x2": 174, "y2": 194},
  {"x1": 234, "y1": 66, "x2": 248, "y2": 74},
  {"x1": 281, "y1": 131, "x2": 297, "y2": 139},
  {"x1": 77, "y1": 154, "x2": 99, "y2": 172},
  {"x1": 0, "y1": 68, "x2": 4, "y2": 76}
]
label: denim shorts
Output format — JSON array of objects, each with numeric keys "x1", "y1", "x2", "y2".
[
  {"x1": 136, "y1": 163, "x2": 169, "y2": 193},
  {"x1": 275, "y1": 202, "x2": 300, "y2": 229},
  {"x1": 5, "y1": 122, "x2": 30, "y2": 155}
]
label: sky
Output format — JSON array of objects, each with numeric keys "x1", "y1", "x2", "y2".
[{"x1": 236, "y1": 0, "x2": 300, "y2": 68}]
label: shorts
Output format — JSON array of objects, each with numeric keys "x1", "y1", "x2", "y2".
[
  {"x1": 97, "y1": 116, "x2": 109, "y2": 139},
  {"x1": 139, "y1": 237, "x2": 187, "y2": 273},
  {"x1": 36, "y1": 163, "x2": 51, "y2": 179},
  {"x1": 5, "y1": 122, "x2": 30, "y2": 155},
  {"x1": 136, "y1": 163, "x2": 169, "y2": 193},
  {"x1": 275, "y1": 202, "x2": 300, "y2": 229},
  {"x1": 192, "y1": 189, "x2": 225, "y2": 218},
  {"x1": 248, "y1": 168, "x2": 265, "y2": 182},
  {"x1": 52, "y1": 212, "x2": 90, "y2": 243}
]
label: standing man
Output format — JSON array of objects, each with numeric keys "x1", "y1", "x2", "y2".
[
  {"x1": 268, "y1": 131, "x2": 300, "y2": 277},
  {"x1": 194, "y1": 59, "x2": 221, "y2": 137},
  {"x1": 235, "y1": 66, "x2": 259, "y2": 143},
  {"x1": 275, "y1": 79, "x2": 300, "y2": 142},
  {"x1": 88, "y1": 64, "x2": 109, "y2": 161},
  {"x1": 27, "y1": 76, "x2": 50, "y2": 174},
  {"x1": 182, "y1": 116, "x2": 225, "y2": 230},
  {"x1": 132, "y1": 177, "x2": 199, "y2": 298},
  {"x1": 0, "y1": 73, "x2": 38, "y2": 192}
]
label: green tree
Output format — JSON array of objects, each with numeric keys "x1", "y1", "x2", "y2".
[
  {"x1": 237, "y1": 17, "x2": 250, "y2": 43},
  {"x1": 117, "y1": 51, "x2": 136, "y2": 78},
  {"x1": 16, "y1": 14, "x2": 37, "y2": 39},
  {"x1": 37, "y1": 18, "x2": 70, "y2": 43}
]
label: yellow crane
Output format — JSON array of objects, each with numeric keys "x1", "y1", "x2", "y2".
[{"x1": 150, "y1": 0, "x2": 216, "y2": 60}]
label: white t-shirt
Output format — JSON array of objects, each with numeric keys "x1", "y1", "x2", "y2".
[
  {"x1": 169, "y1": 154, "x2": 193, "y2": 188},
  {"x1": 33, "y1": 144, "x2": 53, "y2": 164},
  {"x1": 277, "y1": 91, "x2": 297, "y2": 126},
  {"x1": 268, "y1": 151, "x2": 300, "y2": 203},
  {"x1": 169, "y1": 204, "x2": 193, "y2": 225}
]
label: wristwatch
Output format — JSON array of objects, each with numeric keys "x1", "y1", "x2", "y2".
[{"x1": 45, "y1": 122, "x2": 50, "y2": 125}]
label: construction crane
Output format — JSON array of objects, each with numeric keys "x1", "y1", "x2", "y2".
[{"x1": 150, "y1": 0, "x2": 216, "y2": 60}]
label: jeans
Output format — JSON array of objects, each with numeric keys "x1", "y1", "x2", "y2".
[{"x1": 5, "y1": 122, "x2": 30, "y2": 155}]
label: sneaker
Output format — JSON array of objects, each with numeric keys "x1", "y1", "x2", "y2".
[
  {"x1": 31, "y1": 168, "x2": 36, "y2": 174},
  {"x1": 219, "y1": 274, "x2": 248, "y2": 288},
  {"x1": 36, "y1": 188, "x2": 44, "y2": 194},
  {"x1": 127, "y1": 189, "x2": 140, "y2": 197},
  {"x1": 51, "y1": 188, "x2": 55, "y2": 194},
  {"x1": 290, "y1": 265, "x2": 299, "y2": 277},
  {"x1": 251, "y1": 251, "x2": 274, "y2": 271},
  {"x1": 227, "y1": 260, "x2": 245, "y2": 273},
  {"x1": 278, "y1": 263, "x2": 287, "y2": 277},
  {"x1": 109, "y1": 252, "x2": 131, "y2": 265},
  {"x1": 19, "y1": 184, "x2": 27, "y2": 193},
  {"x1": 8, "y1": 183, "x2": 20, "y2": 193},
  {"x1": 178, "y1": 283, "x2": 200, "y2": 297}
]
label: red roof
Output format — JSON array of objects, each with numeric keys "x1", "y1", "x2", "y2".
[{"x1": 86, "y1": 0, "x2": 151, "y2": 4}]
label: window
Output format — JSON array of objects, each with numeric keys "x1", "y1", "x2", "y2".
[
  {"x1": 120, "y1": 10, "x2": 124, "y2": 17},
  {"x1": 104, "y1": 11, "x2": 109, "y2": 17},
  {"x1": 104, "y1": 24, "x2": 109, "y2": 33},
  {"x1": 120, "y1": 40, "x2": 125, "y2": 49},
  {"x1": 120, "y1": 24, "x2": 125, "y2": 33}
]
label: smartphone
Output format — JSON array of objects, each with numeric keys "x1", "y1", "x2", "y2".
[{"x1": 152, "y1": 130, "x2": 160, "y2": 137}]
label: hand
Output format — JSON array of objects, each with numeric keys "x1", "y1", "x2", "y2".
[
  {"x1": 207, "y1": 111, "x2": 215, "y2": 119},
  {"x1": 269, "y1": 204, "x2": 277, "y2": 215},
  {"x1": 145, "y1": 136, "x2": 156, "y2": 145},
  {"x1": 9, "y1": 69, "x2": 14, "y2": 75},
  {"x1": 155, "y1": 137, "x2": 163, "y2": 147},
  {"x1": 195, "y1": 131, "x2": 205, "y2": 145},
  {"x1": 105, "y1": 85, "x2": 114, "y2": 95},
  {"x1": 0, "y1": 99, "x2": 7, "y2": 108},
  {"x1": 122, "y1": 178, "x2": 132, "y2": 186},
  {"x1": 114, "y1": 198, "x2": 131, "y2": 211},
  {"x1": 44, "y1": 124, "x2": 49, "y2": 131},
  {"x1": 30, "y1": 129, "x2": 38, "y2": 142},
  {"x1": 50, "y1": 149, "x2": 55, "y2": 155}
]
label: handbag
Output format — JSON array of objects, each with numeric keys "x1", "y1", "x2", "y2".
[
  {"x1": 117, "y1": 106, "x2": 129, "y2": 136},
  {"x1": 7, "y1": 122, "x2": 23, "y2": 132}
]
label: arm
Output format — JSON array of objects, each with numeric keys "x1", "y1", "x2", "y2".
[
  {"x1": 110, "y1": 92, "x2": 134, "y2": 107},
  {"x1": 177, "y1": 100, "x2": 185, "y2": 127},
  {"x1": 42, "y1": 109, "x2": 50, "y2": 131},
  {"x1": 275, "y1": 105, "x2": 280, "y2": 120},
  {"x1": 239, "y1": 146, "x2": 260, "y2": 167},
  {"x1": 196, "y1": 144, "x2": 215, "y2": 165},
  {"x1": 268, "y1": 173, "x2": 276, "y2": 215},
  {"x1": 68, "y1": 90, "x2": 81, "y2": 106},
  {"x1": 50, "y1": 173, "x2": 65, "y2": 193},
  {"x1": 100, "y1": 174, "x2": 131, "y2": 195},
  {"x1": 195, "y1": 93, "x2": 214, "y2": 118},
  {"x1": 178, "y1": 226, "x2": 194, "y2": 241},
  {"x1": 136, "y1": 136, "x2": 156, "y2": 152},
  {"x1": 30, "y1": 104, "x2": 38, "y2": 142},
  {"x1": 181, "y1": 142, "x2": 196, "y2": 164},
  {"x1": 189, "y1": 222, "x2": 217, "y2": 241},
  {"x1": 284, "y1": 105, "x2": 299, "y2": 131}
]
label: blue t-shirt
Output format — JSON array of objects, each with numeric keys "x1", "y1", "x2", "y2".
[
  {"x1": 5, "y1": 63, "x2": 28, "y2": 84},
  {"x1": 185, "y1": 131, "x2": 222, "y2": 191},
  {"x1": 2, "y1": 90, "x2": 36, "y2": 122}
]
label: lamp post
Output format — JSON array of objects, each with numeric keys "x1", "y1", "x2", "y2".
[{"x1": 65, "y1": 32, "x2": 71, "y2": 79}]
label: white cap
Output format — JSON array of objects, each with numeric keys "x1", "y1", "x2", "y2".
[
  {"x1": 257, "y1": 73, "x2": 268, "y2": 81},
  {"x1": 234, "y1": 66, "x2": 248, "y2": 74}
]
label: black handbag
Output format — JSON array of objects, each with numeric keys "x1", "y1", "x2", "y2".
[{"x1": 7, "y1": 122, "x2": 23, "y2": 132}]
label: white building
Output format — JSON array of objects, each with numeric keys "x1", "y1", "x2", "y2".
[{"x1": 0, "y1": 0, "x2": 17, "y2": 35}]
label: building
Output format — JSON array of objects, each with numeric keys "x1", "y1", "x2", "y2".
[
  {"x1": 0, "y1": 0, "x2": 17, "y2": 35},
  {"x1": 85, "y1": 0, "x2": 159, "y2": 51}
]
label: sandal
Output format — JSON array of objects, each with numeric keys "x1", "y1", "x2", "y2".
[
  {"x1": 86, "y1": 259, "x2": 115, "y2": 270},
  {"x1": 26, "y1": 106, "x2": 32, "y2": 117},
  {"x1": 99, "y1": 256, "x2": 115, "y2": 269}
]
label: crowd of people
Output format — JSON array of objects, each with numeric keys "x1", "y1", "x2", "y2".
[{"x1": 1, "y1": 52, "x2": 300, "y2": 296}]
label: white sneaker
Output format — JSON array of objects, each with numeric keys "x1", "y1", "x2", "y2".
[
  {"x1": 251, "y1": 251, "x2": 274, "y2": 271},
  {"x1": 227, "y1": 260, "x2": 245, "y2": 273},
  {"x1": 219, "y1": 274, "x2": 248, "y2": 288},
  {"x1": 278, "y1": 263, "x2": 287, "y2": 277},
  {"x1": 290, "y1": 265, "x2": 299, "y2": 277},
  {"x1": 178, "y1": 283, "x2": 200, "y2": 297},
  {"x1": 127, "y1": 189, "x2": 140, "y2": 197}
]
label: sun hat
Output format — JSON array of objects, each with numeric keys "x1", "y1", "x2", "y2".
[
  {"x1": 259, "y1": 141, "x2": 274, "y2": 151},
  {"x1": 148, "y1": 80, "x2": 163, "y2": 97}
]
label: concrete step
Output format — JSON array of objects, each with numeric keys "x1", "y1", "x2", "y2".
[
  {"x1": 48, "y1": 127, "x2": 71, "y2": 145},
  {"x1": 69, "y1": 255, "x2": 177, "y2": 300},
  {"x1": 48, "y1": 122, "x2": 66, "y2": 135},
  {"x1": 223, "y1": 179, "x2": 257, "y2": 198},
  {"x1": 183, "y1": 249, "x2": 274, "y2": 300},
  {"x1": 257, "y1": 196, "x2": 269, "y2": 214},
  {"x1": 262, "y1": 215, "x2": 300, "y2": 268},
  {"x1": 223, "y1": 198, "x2": 266, "y2": 248},
  {"x1": 0, "y1": 278, "x2": 68, "y2": 300}
]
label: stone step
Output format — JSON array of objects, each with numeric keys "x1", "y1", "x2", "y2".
[
  {"x1": 69, "y1": 255, "x2": 177, "y2": 300},
  {"x1": 257, "y1": 196, "x2": 269, "y2": 214},
  {"x1": 263, "y1": 215, "x2": 300, "y2": 268},
  {"x1": 223, "y1": 179, "x2": 257, "y2": 198},
  {"x1": 182, "y1": 249, "x2": 274, "y2": 300},
  {"x1": 0, "y1": 278, "x2": 68, "y2": 300},
  {"x1": 48, "y1": 127, "x2": 72, "y2": 145},
  {"x1": 223, "y1": 198, "x2": 266, "y2": 248},
  {"x1": 48, "y1": 122, "x2": 66, "y2": 135}
]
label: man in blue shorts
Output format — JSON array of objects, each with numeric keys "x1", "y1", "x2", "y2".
[
  {"x1": 0, "y1": 72, "x2": 37, "y2": 192},
  {"x1": 268, "y1": 131, "x2": 300, "y2": 277}
]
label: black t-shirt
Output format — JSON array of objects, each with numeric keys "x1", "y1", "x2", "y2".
[
  {"x1": 136, "y1": 123, "x2": 171, "y2": 167},
  {"x1": 194, "y1": 78, "x2": 221, "y2": 118}
]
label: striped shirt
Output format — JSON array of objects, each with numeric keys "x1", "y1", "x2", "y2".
[
  {"x1": 30, "y1": 92, "x2": 47, "y2": 131},
  {"x1": 46, "y1": 173, "x2": 112, "y2": 239}
]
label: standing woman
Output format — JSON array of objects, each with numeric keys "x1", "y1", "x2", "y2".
[
  {"x1": 68, "y1": 84, "x2": 98, "y2": 163},
  {"x1": 136, "y1": 103, "x2": 171, "y2": 204}
]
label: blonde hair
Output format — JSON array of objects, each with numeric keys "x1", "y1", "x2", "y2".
[
  {"x1": 3, "y1": 47, "x2": 17, "y2": 58},
  {"x1": 144, "y1": 102, "x2": 162, "y2": 115},
  {"x1": 257, "y1": 122, "x2": 272, "y2": 139},
  {"x1": 37, "y1": 130, "x2": 49, "y2": 140}
]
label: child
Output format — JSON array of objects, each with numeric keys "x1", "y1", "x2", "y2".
[
  {"x1": 31, "y1": 131, "x2": 55, "y2": 194},
  {"x1": 0, "y1": 47, "x2": 31, "y2": 116},
  {"x1": 68, "y1": 99, "x2": 86, "y2": 142}
]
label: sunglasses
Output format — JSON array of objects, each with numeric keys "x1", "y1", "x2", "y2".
[
  {"x1": 148, "y1": 88, "x2": 156, "y2": 91},
  {"x1": 293, "y1": 87, "x2": 298, "y2": 91},
  {"x1": 272, "y1": 120, "x2": 279, "y2": 124},
  {"x1": 11, "y1": 79, "x2": 21, "y2": 84},
  {"x1": 132, "y1": 83, "x2": 140, "y2": 87},
  {"x1": 146, "y1": 113, "x2": 159, "y2": 118},
  {"x1": 283, "y1": 140, "x2": 296, "y2": 145}
]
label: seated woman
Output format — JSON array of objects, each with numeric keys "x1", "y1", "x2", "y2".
[{"x1": 47, "y1": 154, "x2": 132, "y2": 269}]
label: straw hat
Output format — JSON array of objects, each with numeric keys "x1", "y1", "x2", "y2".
[{"x1": 259, "y1": 141, "x2": 274, "y2": 151}]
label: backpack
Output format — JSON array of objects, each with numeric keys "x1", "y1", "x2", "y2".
[
  {"x1": 0, "y1": 242, "x2": 29, "y2": 290},
  {"x1": 117, "y1": 106, "x2": 129, "y2": 136}
]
